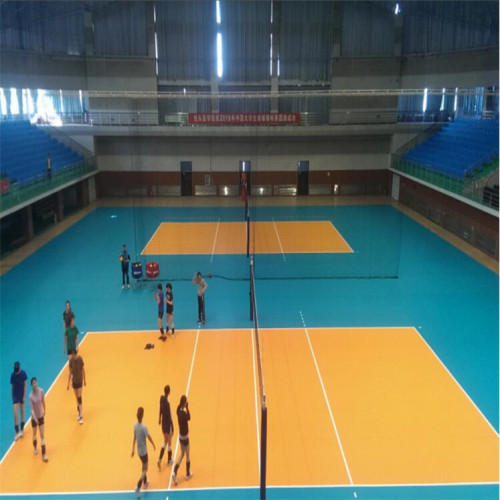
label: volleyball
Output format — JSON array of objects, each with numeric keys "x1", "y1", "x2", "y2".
[{"x1": 119, "y1": 255, "x2": 123, "y2": 262}]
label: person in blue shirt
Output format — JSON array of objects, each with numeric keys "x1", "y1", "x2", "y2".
[
  {"x1": 120, "y1": 244, "x2": 131, "y2": 289},
  {"x1": 11, "y1": 361, "x2": 27, "y2": 441}
]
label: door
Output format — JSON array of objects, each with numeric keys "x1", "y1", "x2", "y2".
[
  {"x1": 297, "y1": 161, "x2": 309, "y2": 196},
  {"x1": 180, "y1": 161, "x2": 192, "y2": 196}
]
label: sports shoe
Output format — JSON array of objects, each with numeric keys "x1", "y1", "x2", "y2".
[
  {"x1": 19, "y1": 430, "x2": 24, "y2": 438},
  {"x1": 135, "y1": 487, "x2": 141, "y2": 498},
  {"x1": 127, "y1": 284, "x2": 130, "y2": 289},
  {"x1": 143, "y1": 480, "x2": 149, "y2": 489},
  {"x1": 14, "y1": 433, "x2": 20, "y2": 441},
  {"x1": 186, "y1": 471, "x2": 193, "y2": 481},
  {"x1": 34, "y1": 448, "x2": 38, "y2": 455},
  {"x1": 42, "y1": 454, "x2": 49, "y2": 462},
  {"x1": 167, "y1": 459, "x2": 173, "y2": 466},
  {"x1": 122, "y1": 285, "x2": 125, "y2": 290},
  {"x1": 157, "y1": 459, "x2": 161, "y2": 470},
  {"x1": 171, "y1": 473, "x2": 178, "y2": 485},
  {"x1": 171, "y1": 331, "x2": 175, "y2": 338},
  {"x1": 78, "y1": 416, "x2": 84, "y2": 425}
]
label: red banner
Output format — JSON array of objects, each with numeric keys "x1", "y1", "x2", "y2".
[{"x1": 188, "y1": 113, "x2": 300, "y2": 126}]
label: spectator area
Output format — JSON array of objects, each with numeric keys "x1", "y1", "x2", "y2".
[
  {"x1": 403, "y1": 118, "x2": 499, "y2": 181},
  {"x1": 0, "y1": 120, "x2": 83, "y2": 187}
]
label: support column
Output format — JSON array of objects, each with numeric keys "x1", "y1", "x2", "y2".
[
  {"x1": 84, "y1": 9, "x2": 94, "y2": 57},
  {"x1": 329, "y1": 1, "x2": 343, "y2": 121},
  {"x1": 25, "y1": 206, "x2": 34, "y2": 242},
  {"x1": 145, "y1": 1, "x2": 156, "y2": 58},
  {"x1": 56, "y1": 191, "x2": 64, "y2": 222},
  {"x1": 394, "y1": 9, "x2": 403, "y2": 87},
  {"x1": 270, "y1": 1, "x2": 281, "y2": 113}
]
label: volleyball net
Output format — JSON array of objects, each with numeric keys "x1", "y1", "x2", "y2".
[{"x1": 250, "y1": 254, "x2": 267, "y2": 500}]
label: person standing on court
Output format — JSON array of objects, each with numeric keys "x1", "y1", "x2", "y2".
[
  {"x1": 192, "y1": 272, "x2": 208, "y2": 325},
  {"x1": 120, "y1": 244, "x2": 131, "y2": 289},
  {"x1": 63, "y1": 300, "x2": 75, "y2": 334},
  {"x1": 165, "y1": 283, "x2": 175, "y2": 338},
  {"x1": 171, "y1": 395, "x2": 192, "y2": 485},
  {"x1": 157, "y1": 384, "x2": 174, "y2": 470},
  {"x1": 156, "y1": 284, "x2": 166, "y2": 341},
  {"x1": 29, "y1": 377, "x2": 48, "y2": 462},
  {"x1": 64, "y1": 316, "x2": 79, "y2": 366},
  {"x1": 11, "y1": 361, "x2": 27, "y2": 441},
  {"x1": 67, "y1": 349, "x2": 86, "y2": 424},
  {"x1": 131, "y1": 406, "x2": 155, "y2": 499}
]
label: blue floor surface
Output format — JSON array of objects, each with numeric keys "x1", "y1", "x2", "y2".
[{"x1": 0, "y1": 204, "x2": 498, "y2": 499}]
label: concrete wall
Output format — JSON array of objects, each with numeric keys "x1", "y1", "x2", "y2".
[
  {"x1": 0, "y1": 50, "x2": 87, "y2": 90},
  {"x1": 94, "y1": 135, "x2": 390, "y2": 173}
]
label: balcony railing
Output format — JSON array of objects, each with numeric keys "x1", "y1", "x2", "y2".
[{"x1": 0, "y1": 158, "x2": 97, "y2": 215}]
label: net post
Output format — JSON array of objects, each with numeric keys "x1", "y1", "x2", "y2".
[
  {"x1": 260, "y1": 402, "x2": 267, "y2": 500},
  {"x1": 246, "y1": 212, "x2": 250, "y2": 258},
  {"x1": 250, "y1": 256, "x2": 254, "y2": 321}
]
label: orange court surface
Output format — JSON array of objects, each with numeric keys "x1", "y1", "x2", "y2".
[
  {"x1": 141, "y1": 220, "x2": 353, "y2": 255},
  {"x1": 0, "y1": 327, "x2": 497, "y2": 496}
]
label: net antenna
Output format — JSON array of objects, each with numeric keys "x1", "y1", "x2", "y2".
[{"x1": 250, "y1": 255, "x2": 267, "y2": 500}]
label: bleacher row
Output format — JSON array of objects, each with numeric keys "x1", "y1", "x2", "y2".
[
  {"x1": 0, "y1": 120, "x2": 84, "y2": 187},
  {"x1": 403, "y1": 118, "x2": 499, "y2": 181}
]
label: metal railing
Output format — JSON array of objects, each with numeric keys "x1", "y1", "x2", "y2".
[
  {"x1": 392, "y1": 154, "x2": 499, "y2": 210},
  {"x1": 0, "y1": 158, "x2": 97, "y2": 215}
]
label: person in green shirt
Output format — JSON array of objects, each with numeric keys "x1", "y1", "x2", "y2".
[{"x1": 64, "y1": 317, "x2": 79, "y2": 376}]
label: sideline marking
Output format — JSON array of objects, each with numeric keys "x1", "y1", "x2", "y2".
[
  {"x1": 272, "y1": 218, "x2": 286, "y2": 261},
  {"x1": 299, "y1": 310, "x2": 354, "y2": 486},
  {"x1": 0, "y1": 334, "x2": 90, "y2": 466},
  {"x1": 210, "y1": 218, "x2": 220, "y2": 263},
  {"x1": 412, "y1": 327, "x2": 499, "y2": 437}
]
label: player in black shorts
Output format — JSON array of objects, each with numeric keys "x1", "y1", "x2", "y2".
[
  {"x1": 157, "y1": 384, "x2": 174, "y2": 470},
  {"x1": 165, "y1": 283, "x2": 175, "y2": 338},
  {"x1": 171, "y1": 395, "x2": 192, "y2": 484}
]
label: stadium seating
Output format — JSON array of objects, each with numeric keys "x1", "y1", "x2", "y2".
[
  {"x1": 403, "y1": 118, "x2": 499, "y2": 181},
  {"x1": 0, "y1": 120, "x2": 84, "y2": 187}
]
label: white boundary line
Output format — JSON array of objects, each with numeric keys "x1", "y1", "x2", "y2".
[
  {"x1": 0, "y1": 334, "x2": 90, "y2": 466},
  {"x1": 327, "y1": 220, "x2": 354, "y2": 253},
  {"x1": 411, "y1": 327, "x2": 499, "y2": 437},
  {"x1": 2, "y1": 481, "x2": 498, "y2": 497},
  {"x1": 210, "y1": 218, "x2": 220, "y2": 263},
  {"x1": 299, "y1": 310, "x2": 354, "y2": 486},
  {"x1": 271, "y1": 218, "x2": 286, "y2": 262},
  {"x1": 166, "y1": 327, "x2": 200, "y2": 492},
  {"x1": 141, "y1": 221, "x2": 165, "y2": 255},
  {"x1": 251, "y1": 327, "x2": 261, "y2": 474}
]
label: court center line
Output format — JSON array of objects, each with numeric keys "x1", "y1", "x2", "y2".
[
  {"x1": 251, "y1": 327, "x2": 262, "y2": 474},
  {"x1": 167, "y1": 327, "x2": 201, "y2": 491},
  {"x1": 272, "y1": 218, "x2": 286, "y2": 262},
  {"x1": 299, "y1": 310, "x2": 354, "y2": 486},
  {"x1": 412, "y1": 327, "x2": 499, "y2": 437},
  {"x1": 210, "y1": 218, "x2": 220, "y2": 263}
]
